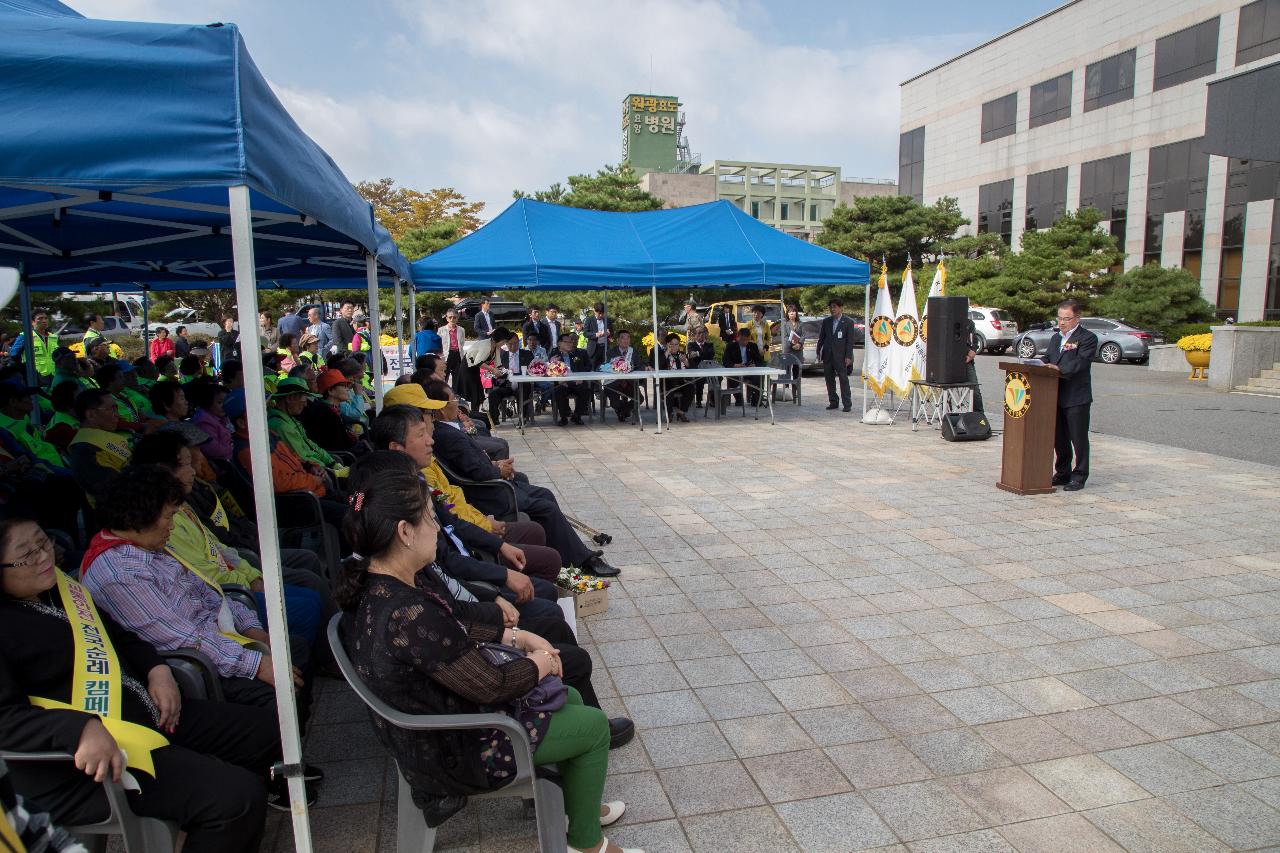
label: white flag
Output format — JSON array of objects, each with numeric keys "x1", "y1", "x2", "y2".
[
  {"x1": 920, "y1": 259, "x2": 946, "y2": 360},
  {"x1": 888, "y1": 262, "x2": 924, "y2": 395},
  {"x1": 862, "y1": 263, "x2": 896, "y2": 398}
]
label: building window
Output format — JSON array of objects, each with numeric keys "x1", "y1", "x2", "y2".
[
  {"x1": 1238, "y1": 0, "x2": 1280, "y2": 64},
  {"x1": 1145, "y1": 138, "x2": 1210, "y2": 261},
  {"x1": 1154, "y1": 17, "x2": 1219, "y2": 92},
  {"x1": 809, "y1": 203, "x2": 818, "y2": 222},
  {"x1": 1084, "y1": 49, "x2": 1136, "y2": 112},
  {"x1": 1080, "y1": 153, "x2": 1131, "y2": 240},
  {"x1": 977, "y1": 179, "x2": 1014, "y2": 246},
  {"x1": 980, "y1": 93, "x2": 1017, "y2": 142},
  {"x1": 1029, "y1": 72, "x2": 1072, "y2": 129},
  {"x1": 898, "y1": 127, "x2": 925, "y2": 202},
  {"x1": 1025, "y1": 167, "x2": 1067, "y2": 231},
  {"x1": 750, "y1": 201, "x2": 760, "y2": 219},
  {"x1": 779, "y1": 202, "x2": 790, "y2": 221}
]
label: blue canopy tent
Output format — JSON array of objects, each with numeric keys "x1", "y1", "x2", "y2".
[
  {"x1": 411, "y1": 198, "x2": 869, "y2": 431},
  {"x1": 0, "y1": 2, "x2": 410, "y2": 845}
]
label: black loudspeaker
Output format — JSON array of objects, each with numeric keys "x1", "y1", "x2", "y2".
[
  {"x1": 941, "y1": 412, "x2": 992, "y2": 442},
  {"x1": 925, "y1": 296, "x2": 969, "y2": 384}
]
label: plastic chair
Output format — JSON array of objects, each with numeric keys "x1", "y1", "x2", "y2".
[
  {"x1": 326, "y1": 615, "x2": 567, "y2": 853},
  {"x1": 770, "y1": 353, "x2": 803, "y2": 405},
  {"x1": 1, "y1": 752, "x2": 179, "y2": 853}
]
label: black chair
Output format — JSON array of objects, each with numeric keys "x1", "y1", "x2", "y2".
[
  {"x1": 769, "y1": 352, "x2": 803, "y2": 405},
  {"x1": 433, "y1": 457, "x2": 519, "y2": 522}
]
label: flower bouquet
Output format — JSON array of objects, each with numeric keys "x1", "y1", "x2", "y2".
[
  {"x1": 526, "y1": 360, "x2": 548, "y2": 377},
  {"x1": 546, "y1": 360, "x2": 568, "y2": 377},
  {"x1": 609, "y1": 356, "x2": 632, "y2": 374},
  {"x1": 556, "y1": 568, "x2": 610, "y2": 591},
  {"x1": 1176, "y1": 333, "x2": 1212, "y2": 352}
]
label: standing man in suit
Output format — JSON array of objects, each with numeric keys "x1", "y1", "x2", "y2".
[
  {"x1": 965, "y1": 318, "x2": 986, "y2": 415},
  {"x1": 722, "y1": 327, "x2": 765, "y2": 408},
  {"x1": 712, "y1": 303, "x2": 737, "y2": 341},
  {"x1": 817, "y1": 298, "x2": 856, "y2": 412},
  {"x1": 522, "y1": 307, "x2": 550, "y2": 351},
  {"x1": 549, "y1": 333, "x2": 592, "y2": 426},
  {"x1": 1045, "y1": 299, "x2": 1097, "y2": 491},
  {"x1": 544, "y1": 304, "x2": 564, "y2": 352},
  {"x1": 584, "y1": 302, "x2": 611, "y2": 368},
  {"x1": 331, "y1": 301, "x2": 356, "y2": 355},
  {"x1": 472, "y1": 297, "x2": 495, "y2": 339}
]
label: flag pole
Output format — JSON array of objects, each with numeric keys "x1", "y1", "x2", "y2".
[{"x1": 861, "y1": 262, "x2": 871, "y2": 420}]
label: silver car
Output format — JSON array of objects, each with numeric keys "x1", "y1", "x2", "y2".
[{"x1": 1014, "y1": 317, "x2": 1153, "y2": 364}]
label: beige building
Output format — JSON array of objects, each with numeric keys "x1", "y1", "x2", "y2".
[{"x1": 639, "y1": 160, "x2": 896, "y2": 241}]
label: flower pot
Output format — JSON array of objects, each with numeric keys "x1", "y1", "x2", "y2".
[{"x1": 1184, "y1": 349, "x2": 1209, "y2": 380}]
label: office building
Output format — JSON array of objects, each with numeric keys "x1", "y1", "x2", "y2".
[{"x1": 899, "y1": 0, "x2": 1280, "y2": 320}]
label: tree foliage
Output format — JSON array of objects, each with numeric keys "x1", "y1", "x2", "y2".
[
  {"x1": 355, "y1": 179, "x2": 485, "y2": 242},
  {"x1": 1094, "y1": 264, "x2": 1215, "y2": 335},
  {"x1": 816, "y1": 196, "x2": 969, "y2": 269},
  {"x1": 946, "y1": 208, "x2": 1124, "y2": 328},
  {"x1": 515, "y1": 163, "x2": 663, "y2": 212}
]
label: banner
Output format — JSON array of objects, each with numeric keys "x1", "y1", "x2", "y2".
[
  {"x1": 862, "y1": 263, "x2": 896, "y2": 398},
  {"x1": 381, "y1": 345, "x2": 409, "y2": 377},
  {"x1": 920, "y1": 259, "x2": 946, "y2": 358},
  {"x1": 888, "y1": 262, "x2": 925, "y2": 395}
]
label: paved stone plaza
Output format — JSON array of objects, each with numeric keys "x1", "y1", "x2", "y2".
[{"x1": 274, "y1": 381, "x2": 1280, "y2": 852}]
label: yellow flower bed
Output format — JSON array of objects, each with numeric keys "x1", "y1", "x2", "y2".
[
  {"x1": 378, "y1": 334, "x2": 406, "y2": 347},
  {"x1": 1176, "y1": 333, "x2": 1212, "y2": 352},
  {"x1": 641, "y1": 330, "x2": 686, "y2": 355}
]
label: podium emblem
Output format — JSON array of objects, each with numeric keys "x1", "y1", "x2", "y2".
[
  {"x1": 870, "y1": 315, "x2": 894, "y2": 348},
  {"x1": 893, "y1": 315, "x2": 919, "y2": 347},
  {"x1": 1004, "y1": 372, "x2": 1031, "y2": 418}
]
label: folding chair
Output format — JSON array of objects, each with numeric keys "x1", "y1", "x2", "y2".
[
  {"x1": 0, "y1": 752, "x2": 178, "y2": 853},
  {"x1": 326, "y1": 616, "x2": 567, "y2": 853},
  {"x1": 769, "y1": 353, "x2": 803, "y2": 405},
  {"x1": 434, "y1": 457, "x2": 519, "y2": 522}
]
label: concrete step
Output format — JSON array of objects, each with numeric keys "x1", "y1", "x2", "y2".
[
  {"x1": 1237, "y1": 384, "x2": 1280, "y2": 396},
  {"x1": 1246, "y1": 376, "x2": 1280, "y2": 390},
  {"x1": 1260, "y1": 366, "x2": 1280, "y2": 380}
]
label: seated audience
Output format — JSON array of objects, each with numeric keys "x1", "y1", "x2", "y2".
[
  {"x1": 603, "y1": 330, "x2": 649, "y2": 423},
  {"x1": 81, "y1": 465, "x2": 301, "y2": 708},
  {"x1": 0, "y1": 516, "x2": 280, "y2": 850},
  {"x1": 300, "y1": 369, "x2": 361, "y2": 452},
  {"x1": 50, "y1": 348, "x2": 95, "y2": 391},
  {"x1": 148, "y1": 326, "x2": 175, "y2": 362},
  {"x1": 549, "y1": 333, "x2": 593, "y2": 427},
  {"x1": 66, "y1": 389, "x2": 130, "y2": 499},
  {"x1": 655, "y1": 333, "x2": 693, "y2": 422},
  {"x1": 267, "y1": 377, "x2": 337, "y2": 469},
  {"x1": 422, "y1": 380, "x2": 618, "y2": 577},
  {"x1": 42, "y1": 381, "x2": 80, "y2": 453},
  {"x1": 687, "y1": 325, "x2": 716, "y2": 408},
  {"x1": 188, "y1": 380, "x2": 233, "y2": 463},
  {"x1": 0, "y1": 383, "x2": 64, "y2": 469},
  {"x1": 722, "y1": 326, "x2": 766, "y2": 407},
  {"x1": 338, "y1": 457, "x2": 636, "y2": 853},
  {"x1": 148, "y1": 380, "x2": 188, "y2": 426}
]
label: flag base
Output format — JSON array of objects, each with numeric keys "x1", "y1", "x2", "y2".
[{"x1": 861, "y1": 407, "x2": 892, "y2": 425}]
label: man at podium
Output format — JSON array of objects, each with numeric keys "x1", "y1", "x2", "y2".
[{"x1": 1044, "y1": 300, "x2": 1097, "y2": 491}]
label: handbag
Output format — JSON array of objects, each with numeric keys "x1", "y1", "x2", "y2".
[{"x1": 476, "y1": 642, "x2": 569, "y2": 716}]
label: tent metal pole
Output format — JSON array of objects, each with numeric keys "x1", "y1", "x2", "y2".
[
  {"x1": 18, "y1": 268, "x2": 42, "y2": 427},
  {"x1": 228, "y1": 185, "x2": 314, "y2": 853},
  {"x1": 393, "y1": 279, "x2": 406, "y2": 377},
  {"x1": 407, "y1": 284, "x2": 417, "y2": 365},
  {"x1": 367, "y1": 256, "x2": 384, "y2": 410},
  {"x1": 651, "y1": 284, "x2": 664, "y2": 435},
  {"x1": 141, "y1": 285, "x2": 151, "y2": 357},
  {"x1": 861, "y1": 279, "x2": 870, "y2": 420}
]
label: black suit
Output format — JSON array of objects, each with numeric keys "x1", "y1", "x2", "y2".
[
  {"x1": 687, "y1": 340, "x2": 716, "y2": 406},
  {"x1": 656, "y1": 347, "x2": 693, "y2": 413},
  {"x1": 522, "y1": 318, "x2": 551, "y2": 351},
  {"x1": 1046, "y1": 326, "x2": 1098, "y2": 484},
  {"x1": 712, "y1": 306, "x2": 737, "y2": 340},
  {"x1": 431, "y1": 421, "x2": 596, "y2": 566},
  {"x1": 603, "y1": 345, "x2": 646, "y2": 421},
  {"x1": 817, "y1": 313, "x2": 856, "y2": 408},
  {"x1": 722, "y1": 339, "x2": 765, "y2": 407},
  {"x1": 550, "y1": 347, "x2": 593, "y2": 421},
  {"x1": 583, "y1": 315, "x2": 611, "y2": 366}
]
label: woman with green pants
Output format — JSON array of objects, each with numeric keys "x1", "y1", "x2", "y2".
[{"x1": 338, "y1": 452, "x2": 640, "y2": 853}]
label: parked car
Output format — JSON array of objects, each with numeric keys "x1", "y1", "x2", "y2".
[
  {"x1": 969, "y1": 306, "x2": 1020, "y2": 353},
  {"x1": 452, "y1": 297, "x2": 527, "y2": 331},
  {"x1": 147, "y1": 307, "x2": 220, "y2": 339},
  {"x1": 55, "y1": 314, "x2": 135, "y2": 343},
  {"x1": 1014, "y1": 316, "x2": 1152, "y2": 364}
]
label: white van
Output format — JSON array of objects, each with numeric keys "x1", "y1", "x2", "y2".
[{"x1": 968, "y1": 306, "x2": 1020, "y2": 354}]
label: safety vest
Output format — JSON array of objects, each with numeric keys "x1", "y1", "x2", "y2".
[
  {"x1": 30, "y1": 571, "x2": 169, "y2": 778},
  {"x1": 30, "y1": 330, "x2": 57, "y2": 376},
  {"x1": 69, "y1": 427, "x2": 131, "y2": 472},
  {"x1": 0, "y1": 410, "x2": 63, "y2": 468},
  {"x1": 350, "y1": 333, "x2": 370, "y2": 353}
]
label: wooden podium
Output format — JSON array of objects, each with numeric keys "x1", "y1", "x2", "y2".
[{"x1": 997, "y1": 362, "x2": 1060, "y2": 495}]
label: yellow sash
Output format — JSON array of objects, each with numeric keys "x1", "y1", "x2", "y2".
[
  {"x1": 0, "y1": 808, "x2": 25, "y2": 851},
  {"x1": 29, "y1": 572, "x2": 169, "y2": 778},
  {"x1": 70, "y1": 427, "x2": 131, "y2": 471},
  {"x1": 164, "y1": 509, "x2": 256, "y2": 648}
]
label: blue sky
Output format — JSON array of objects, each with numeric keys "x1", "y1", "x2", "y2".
[{"x1": 77, "y1": 0, "x2": 1061, "y2": 218}]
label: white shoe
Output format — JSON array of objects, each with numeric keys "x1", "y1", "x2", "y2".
[
  {"x1": 567, "y1": 837, "x2": 644, "y2": 853},
  {"x1": 600, "y1": 800, "x2": 626, "y2": 826}
]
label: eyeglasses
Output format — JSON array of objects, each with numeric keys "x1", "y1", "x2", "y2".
[{"x1": 0, "y1": 534, "x2": 53, "y2": 569}]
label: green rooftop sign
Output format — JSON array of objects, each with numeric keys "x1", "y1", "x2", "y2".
[{"x1": 623, "y1": 93, "x2": 680, "y2": 173}]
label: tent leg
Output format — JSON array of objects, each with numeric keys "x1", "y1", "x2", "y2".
[
  {"x1": 393, "y1": 280, "x2": 406, "y2": 377},
  {"x1": 18, "y1": 270, "x2": 41, "y2": 426},
  {"x1": 861, "y1": 278, "x2": 870, "y2": 421},
  {"x1": 367, "y1": 256, "x2": 384, "y2": 411},
  {"x1": 227, "y1": 185, "x2": 314, "y2": 853},
  {"x1": 407, "y1": 285, "x2": 417, "y2": 365},
  {"x1": 651, "y1": 284, "x2": 663, "y2": 435},
  {"x1": 142, "y1": 285, "x2": 151, "y2": 357}
]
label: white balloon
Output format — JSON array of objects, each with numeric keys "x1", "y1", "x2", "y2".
[{"x1": 0, "y1": 267, "x2": 17, "y2": 311}]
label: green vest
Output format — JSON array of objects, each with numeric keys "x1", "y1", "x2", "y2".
[
  {"x1": 30, "y1": 330, "x2": 57, "y2": 376},
  {"x1": 267, "y1": 408, "x2": 333, "y2": 468},
  {"x1": 0, "y1": 411, "x2": 63, "y2": 468}
]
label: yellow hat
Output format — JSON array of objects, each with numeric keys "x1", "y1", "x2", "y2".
[{"x1": 383, "y1": 383, "x2": 446, "y2": 411}]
